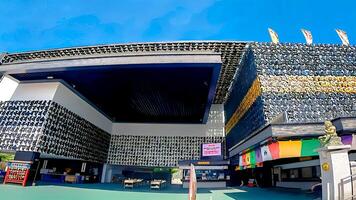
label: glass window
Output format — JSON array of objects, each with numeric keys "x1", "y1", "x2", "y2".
[
  {"x1": 281, "y1": 170, "x2": 288, "y2": 179},
  {"x1": 290, "y1": 169, "x2": 299, "y2": 179},
  {"x1": 315, "y1": 166, "x2": 321, "y2": 177},
  {"x1": 301, "y1": 167, "x2": 313, "y2": 178},
  {"x1": 183, "y1": 169, "x2": 225, "y2": 181}
]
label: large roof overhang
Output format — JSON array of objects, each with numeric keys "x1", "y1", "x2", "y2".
[{"x1": 0, "y1": 41, "x2": 248, "y2": 123}]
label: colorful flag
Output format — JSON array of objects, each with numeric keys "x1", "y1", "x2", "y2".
[
  {"x1": 188, "y1": 164, "x2": 197, "y2": 200},
  {"x1": 268, "y1": 142, "x2": 280, "y2": 160},
  {"x1": 245, "y1": 152, "x2": 251, "y2": 165},
  {"x1": 301, "y1": 139, "x2": 320, "y2": 157},
  {"x1": 279, "y1": 140, "x2": 302, "y2": 158},
  {"x1": 268, "y1": 28, "x2": 279, "y2": 44},
  {"x1": 261, "y1": 144, "x2": 272, "y2": 161},
  {"x1": 341, "y1": 135, "x2": 353, "y2": 145},
  {"x1": 336, "y1": 29, "x2": 350, "y2": 46},
  {"x1": 250, "y1": 150, "x2": 256, "y2": 165},
  {"x1": 239, "y1": 155, "x2": 243, "y2": 166},
  {"x1": 301, "y1": 29, "x2": 313, "y2": 45},
  {"x1": 241, "y1": 154, "x2": 246, "y2": 166},
  {"x1": 255, "y1": 147, "x2": 263, "y2": 163},
  {"x1": 341, "y1": 135, "x2": 356, "y2": 150}
]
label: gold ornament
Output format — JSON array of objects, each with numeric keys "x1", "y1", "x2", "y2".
[{"x1": 322, "y1": 162, "x2": 330, "y2": 171}]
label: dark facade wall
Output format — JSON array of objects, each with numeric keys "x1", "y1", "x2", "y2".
[
  {"x1": 225, "y1": 50, "x2": 258, "y2": 120},
  {"x1": 225, "y1": 43, "x2": 356, "y2": 153},
  {"x1": 0, "y1": 100, "x2": 111, "y2": 163},
  {"x1": 224, "y1": 49, "x2": 266, "y2": 150},
  {"x1": 254, "y1": 43, "x2": 356, "y2": 123}
]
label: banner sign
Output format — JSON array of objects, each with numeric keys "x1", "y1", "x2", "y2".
[{"x1": 202, "y1": 143, "x2": 222, "y2": 157}]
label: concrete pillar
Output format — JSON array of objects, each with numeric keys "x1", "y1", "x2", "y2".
[
  {"x1": 317, "y1": 145, "x2": 351, "y2": 200},
  {"x1": 0, "y1": 75, "x2": 19, "y2": 101},
  {"x1": 101, "y1": 164, "x2": 108, "y2": 183}
]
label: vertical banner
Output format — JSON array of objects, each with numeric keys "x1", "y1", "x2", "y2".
[
  {"x1": 268, "y1": 28, "x2": 279, "y2": 44},
  {"x1": 250, "y1": 150, "x2": 256, "y2": 165},
  {"x1": 301, "y1": 29, "x2": 313, "y2": 45},
  {"x1": 336, "y1": 29, "x2": 350, "y2": 46},
  {"x1": 239, "y1": 155, "x2": 243, "y2": 167},
  {"x1": 245, "y1": 152, "x2": 251, "y2": 165},
  {"x1": 261, "y1": 144, "x2": 272, "y2": 161},
  {"x1": 188, "y1": 164, "x2": 197, "y2": 200},
  {"x1": 279, "y1": 140, "x2": 302, "y2": 158},
  {"x1": 301, "y1": 139, "x2": 320, "y2": 157},
  {"x1": 268, "y1": 142, "x2": 280, "y2": 160},
  {"x1": 242, "y1": 154, "x2": 247, "y2": 166},
  {"x1": 255, "y1": 147, "x2": 263, "y2": 163}
]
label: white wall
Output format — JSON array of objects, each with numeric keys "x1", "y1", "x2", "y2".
[
  {"x1": 112, "y1": 104, "x2": 225, "y2": 137},
  {"x1": 0, "y1": 75, "x2": 19, "y2": 101},
  {"x1": 53, "y1": 83, "x2": 112, "y2": 133},
  {"x1": 10, "y1": 82, "x2": 58, "y2": 101}
]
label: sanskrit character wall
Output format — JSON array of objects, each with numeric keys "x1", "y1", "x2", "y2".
[
  {"x1": 225, "y1": 43, "x2": 356, "y2": 152},
  {"x1": 0, "y1": 100, "x2": 111, "y2": 163},
  {"x1": 254, "y1": 43, "x2": 356, "y2": 123},
  {"x1": 224, "y1": 49, "x2": 266, "y2": 150},
  {"x1": 108, "y1": 104, "x2": 226, "y2": 167}
]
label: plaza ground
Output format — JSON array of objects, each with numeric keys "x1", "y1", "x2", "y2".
[{"x1": 0, "y1": 183, "x2": 316, "y2": 200}]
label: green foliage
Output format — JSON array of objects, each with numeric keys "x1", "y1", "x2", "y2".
[
  {"x1": 152, "y1": 168, "x2": 179, "y2": 174},
  {"x1": 0, "y1": 153, "x2": 14, "y2": 162},
  {"x1": 170, "y1": 168, "x2": 179, "y2": 174}
]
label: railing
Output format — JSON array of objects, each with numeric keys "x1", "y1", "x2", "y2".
[{"x1": 340, "y1": 173, "x2": 356, "y2": 200}]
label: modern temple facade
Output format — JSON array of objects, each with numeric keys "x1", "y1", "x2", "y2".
[{"x1": 0, "y1": 41, "x2": 355, "y2": 188}]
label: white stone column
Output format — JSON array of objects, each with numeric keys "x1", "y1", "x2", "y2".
[
  {"x1": 317, "y1": 145, "x2": 351, "y2": 200},
  {"x1": 0, "y1": 75, "x2": 18, "y2": 101},
  {"x1": 101, "y1": 164, "x2": 108, "y2": 183}
]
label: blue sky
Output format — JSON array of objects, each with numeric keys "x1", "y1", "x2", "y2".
[{"x1": 0, "y1": 0, "x2": 355, "y2": 52}]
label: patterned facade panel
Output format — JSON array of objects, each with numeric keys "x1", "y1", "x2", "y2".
[
  {"x1": 39, "y1": 102, "x2": 111, "y2": 163},
  {"x1": 225, "y1": 50, "x2": 257, "y2": 120},
  {"x1": 0, "y1": 101, "x2": 50, "y2": 152},
  {"x1": 0, "y1": 100, "x2": 111, "y2": 163},
  {"x1": 261, "y1": 92, "x2": 356, "y2": 123},
  {"x1": 107, "y1": 135, "x2": 225, "y2": 167},
  {"x1": 224, "y1": 49, "x2": 267, "y2": 150},
  {"x1": 226, "y1": 96, "x2": 265, "y2": 150},
  {"x1": 252, "y1": 43, "x2": 356, "y2": 76},
  {"x1": 253, "y1": 43, "x2": 356, "y2": 124},
  {"x1": 225, "y1": 43, "x2": 356, "y2": 151},
  {"x1": 259, "y1": 75, "x2": 356, "y2": 94}
]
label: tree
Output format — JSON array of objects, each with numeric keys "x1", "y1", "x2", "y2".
[{"x1": 0, "y1": 153, "x2": 14, "y2": 162}]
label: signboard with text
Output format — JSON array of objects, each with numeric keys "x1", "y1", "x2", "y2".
[{"x1": 201, "y1": 143, "x2": 222, "y2": 159}]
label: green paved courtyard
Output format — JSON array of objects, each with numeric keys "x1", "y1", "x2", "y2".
[{"x1": 0, "y1": 183, "x2": 315, "y2": 200}]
